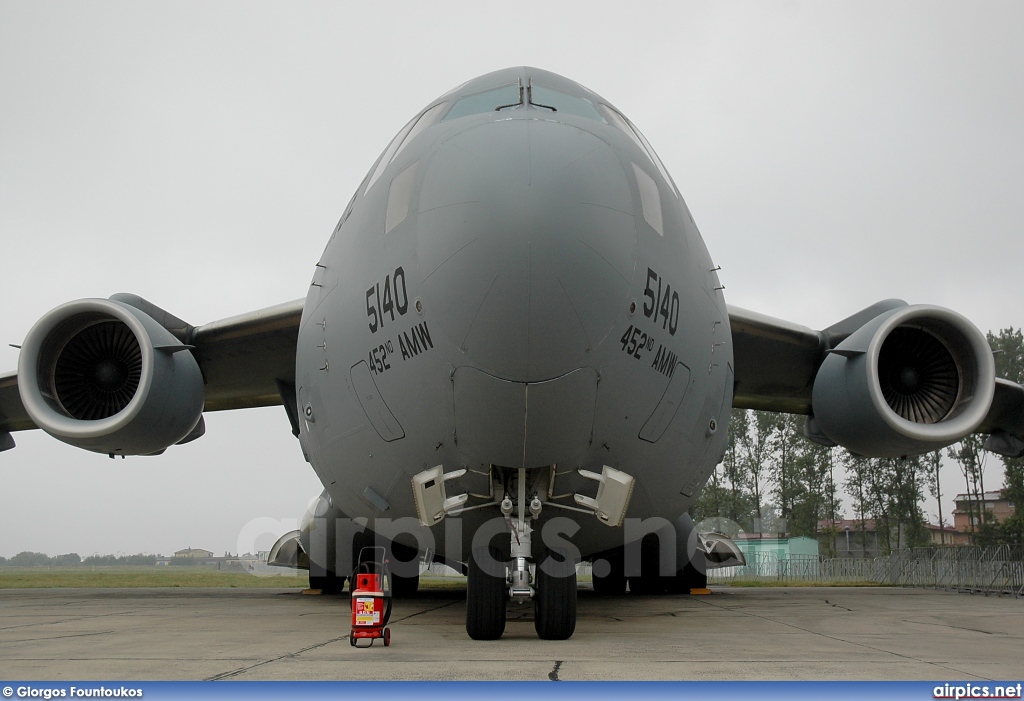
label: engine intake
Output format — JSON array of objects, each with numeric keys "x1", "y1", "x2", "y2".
[
  {"x1": 811, "y1": 305, "x2": 994, "y2": 457},
  {"x1": 18, "y1": 298, "x2": 205, "y2": 456}
]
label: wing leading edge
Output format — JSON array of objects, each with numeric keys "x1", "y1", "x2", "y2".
[{"x1": 6, "y1": 295, "x2": 1024, "y2": 457}]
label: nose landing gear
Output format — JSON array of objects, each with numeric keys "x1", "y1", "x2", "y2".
[{"x1": 464, "y1": 467, "x2": 579, "y2": 641}]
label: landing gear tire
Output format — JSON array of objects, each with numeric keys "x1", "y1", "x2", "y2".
[
  {"x1": 309, "y1": 571, "x2": 345, "y2": 595},
  {"x1": 466, "y1": 547, "x2": 506, "y2": 640},
  {"x1": 591, "y1": 551, "x2": 626, "y2": 595},
  {"x1": 628, "y1": 533, "x2": 667, "y2": 594},
  {"x1": 534, "y1": 549, "x2": 577, "y2": 640},
  {"x1": 388, "y1": 539, "x2": 422, "y2": 598},
  {"x1": 665, "y1": 562, "x2": 707, "y2": 594},
  {"x1": 390, "y1": 572, "x2": 420, "y2": 598}
]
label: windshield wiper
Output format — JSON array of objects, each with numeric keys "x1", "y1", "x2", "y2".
[
  {"x1": 495, "y1": 78, "x2": 525, "y2": 111},
  {"x1": 527, "y1": 79, "x2": 557, "y2": 112}
]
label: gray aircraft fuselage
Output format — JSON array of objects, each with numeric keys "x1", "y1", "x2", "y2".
[{"x1": 294, "y1": 67, "x2": 733, "y2": 562}]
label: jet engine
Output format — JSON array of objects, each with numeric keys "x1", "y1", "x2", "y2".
[
  {"x1": 17, "y1": 298, "x2": 205, "y2": 456},
  {"x1": 810, "y1": 305, "x2": 995, "y2": 458}
]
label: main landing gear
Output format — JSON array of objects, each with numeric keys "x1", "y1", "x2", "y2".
[{"x1": 593, "y1": 515, "x2": 711, "y2": 596}]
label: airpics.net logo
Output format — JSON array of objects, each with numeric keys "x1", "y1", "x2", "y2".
[
  {"x1": 236, "y1": 513, "x2": 715, "y2": 579},
  {"x1": 934, "y1": 683, "x2": 1023, "y2": 699}
]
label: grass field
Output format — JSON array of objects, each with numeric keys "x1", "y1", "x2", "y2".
[
  {"x1": 719, "y1": 579, "x2": 884, "y2": 587},
  {"x1": 0, "y1": 567, "x2": 882, "y2": 590},
  {"x1": 0, "y1": 567, "x2": 310, "y2": 589},
  {"x1": 0, "y1": 567, "x2": 475, "y2": 590}
]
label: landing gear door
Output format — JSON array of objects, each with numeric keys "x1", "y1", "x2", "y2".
[{"x1": 412, "y1": 465, "x2": 468, "y2": 527}]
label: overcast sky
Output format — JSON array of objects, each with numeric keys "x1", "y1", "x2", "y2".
[{"x1": 2, "y1": 2, "x2": 1022, "y2": 557}]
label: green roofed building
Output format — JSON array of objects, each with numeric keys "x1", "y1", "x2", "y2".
[{"x1": 735, "y1": 535, "x2": 819, "y2": 559}]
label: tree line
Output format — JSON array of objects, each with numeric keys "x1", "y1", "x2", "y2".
[
  {"x1": 691, "y1": 327, "x2": 1024, "y2": 553},
  {"x1": 0, "y1": 552, "x2": 158, "y2": 567}
]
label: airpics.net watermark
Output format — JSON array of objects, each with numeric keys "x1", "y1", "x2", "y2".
[
  {"x1": 235, "y1": 513, "x2": 723, "y2": 579},
  {"x1": 934, "y1": 683, "x2": 1023, "y2": 699}
]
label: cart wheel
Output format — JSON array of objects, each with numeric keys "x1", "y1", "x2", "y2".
[
  {"x1": 383, "y1": 628, "x2": 391, "y2": 647},
  {"x1": 349, "y1": 636, "x2": 356, "y2": 647}
]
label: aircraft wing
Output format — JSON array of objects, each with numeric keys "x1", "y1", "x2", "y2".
[
  {"x1": 0, "y1": 371, "x2": 33, "y2": 435},
  {"x1": 188, "y1": 298, "x2": 304, "y2": 412},
  {"x1": 728, "y1": 306, "x2": 824, "y2": 414},
  {"x1": 0, "y1": 297, "x2": 304, "y2": 445},
  {"x1": 729, "y1": 300, "x2": 1024, "y2": 457},
  {"x1": 729, "y1": 299, "x2": 908, "y2": 414}
]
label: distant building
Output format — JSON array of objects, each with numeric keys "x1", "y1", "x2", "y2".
[
  {"x1": 952, "y1": 490, "x2": 1017, "y2": 537},
  {"x1": 924, "y1": 523, "x2": 969, "y2": 546},
  {"x1": 819, "y1": 519, "x2": 880, "y2": 558},
  {"x1": 734, "y1": 534, "x2": 819, "y2": 559},
  {"x1": 164, "y1": 549, "x2": 264, "y2": 571}
]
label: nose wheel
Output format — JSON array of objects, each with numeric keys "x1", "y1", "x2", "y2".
[
  {"x1": 466, "y1": 546, "x2": 507, "y2": 640},
  {"x1": 534, "y1": 548, "x2": 577, "y2": 640}
]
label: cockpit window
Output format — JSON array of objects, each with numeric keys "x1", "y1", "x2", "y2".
[
  {"x1": 528, "y1": 83, "x2": 605, "y2": 123},
  {"x1": 601, "y1": 104, "x2": 677, "y2": 198},
  {"x1": 392, "y1": 102, "x2": 447, "y2": 162},
  {"x1": 442, "y1": 82, "x2": 523, "y2": 121},
  {"x1": 365, "y1": 102, "x2": 447, "y2": 194}
]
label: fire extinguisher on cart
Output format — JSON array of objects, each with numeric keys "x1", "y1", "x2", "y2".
[{"x1": 350, "y1": 546, "x2": 393, "y2": 647}]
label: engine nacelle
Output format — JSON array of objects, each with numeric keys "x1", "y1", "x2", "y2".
[
  {"x1": 17, "y1": 298, "x2": 205, "y2": 456},
  {"x1": 811, "y1": 305, "x2": 995, "y2": 457}
]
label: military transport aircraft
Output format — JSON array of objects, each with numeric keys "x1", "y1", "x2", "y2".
[{"x1": 3, "y1": 67, "x2": 1024, "y2": 641}]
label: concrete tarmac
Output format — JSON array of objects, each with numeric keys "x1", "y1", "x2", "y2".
[{"x1": 1, "y1": 584, "x2": 1022, "y2": 681}]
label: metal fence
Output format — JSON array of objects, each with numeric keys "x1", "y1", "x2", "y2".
[
  {"x1": 881, "y1": 545, "x2": 1024, "y2": 596},
  {"x1": 708, "y1": 545, "x2": 1024, "y2": 597}
]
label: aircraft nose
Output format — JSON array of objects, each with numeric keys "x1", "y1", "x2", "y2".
[{"x1": 414, "y1": 118, "x2": 637, "y2": 381}]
